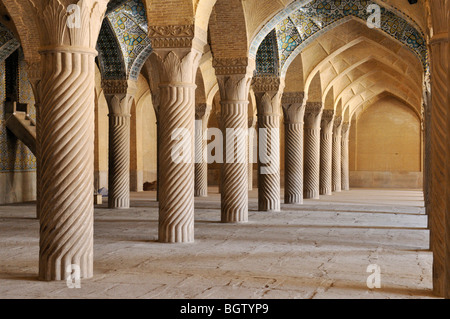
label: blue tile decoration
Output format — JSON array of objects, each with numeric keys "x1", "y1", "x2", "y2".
[
  {"x1": 255, "y1": 30, "x2": 279, "y2": 76},
  {"x1": 254, "y1": 0, "x2": 428, "y2": 76},
  {"x1": 97, "y1": 0, "x2": 152, "y2": 81}
]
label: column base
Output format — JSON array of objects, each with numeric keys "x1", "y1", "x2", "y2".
[
  {"x1": 285, "y1": 195, "x2": 303, "y2": 204},
  {"x1": 304, "y1": 190, "x2": 319, "y2": 199}
]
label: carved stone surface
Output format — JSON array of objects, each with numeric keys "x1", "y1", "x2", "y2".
[
  {"x1": 148, "y1": 25, "x2": 195, "y2": 49},
  {"x1": 332, "y1": 116, "x2": 343, "y2": 192},
  {"x1": 320, "y1": 110, "x2": 334, "y2": 195},
  {"x1": 217, "y1": 74, "x2": 251, "y2": 222},
  {"x1": 283, "y1": 99, "x2": 306, "y2": 204},
  {"x1": 248, "y1": 117, "x2": 257, "y2": 191},
  {"x1": 213, "y1": 58, "x2": 249, "y2": 76},
  {"x1": 150, "y1": 48, "x2": 202, "y2": 242},
  {"x1": 427, "y1": 5, "x2": 449, "y2": 296},
  {"x1": 103, "y1": 81, "x2": 136, "y2": 209},
  {"x1": 303, "y1": 103, "x2": 323, "y2": 199},
  {"x1": 254, "y1": 81, "x2": 284, "y2": 212},
  {"x1": 194, "y1": 105, "x2": 209, "y2": 197},
  {"x1": 31, "y1": 0, "x2": 108, "y2": 281},
  {"x1": 341, "y1": 122, "x2": 351, "y2": 191},
  {"x1": 257, "y1": 113, "x2": 281, "y2": 211}
]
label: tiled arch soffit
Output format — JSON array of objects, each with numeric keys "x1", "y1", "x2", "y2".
[{"x1": 253, "y1": 0, "x2": 428, "y2": 78}]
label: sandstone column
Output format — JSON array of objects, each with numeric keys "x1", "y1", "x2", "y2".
[
  {"x1": 341, "y1": 122, "x2": 351, "y2": 191},
  {"x1": 320, "y1": 110, "x2": 335, "y2": 195},
  {"x1": 282, "y1": 92, "x2": 306, "y2": 204},
  {"x1": 303, "y1": 103, "x2": 323, "y2": 199},
  {"x1": 427, "y1": 1, "x2": 449, "y2": 297},
  {"x1": 248, "y1": 116, "x2": 257, "y2": 191},
  {"x1": 332, "y1": 116, "x2": 343, "y2": 192},
  {"x1": 102, "y1": 80, "x2": 136, "y2": 209},
  {"x1": 149, "y1": 26, "x2": 202, "y2": 242},
  {"x1": 213, "y1": 58, "x2": 253, "y2": 222},
  {"x1": 195, "y1": 104, "x2": 209, "y2": 197},
  {"x1": 30, "y1": 0, "x2": 108, "y2": 280},
  {"x1": 253, "y1": 76, "x2": 284, "y2": 212}
]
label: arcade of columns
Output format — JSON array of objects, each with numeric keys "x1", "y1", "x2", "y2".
[{"x1": 1, "y1": 0, "x2": 449, "y2": 298}]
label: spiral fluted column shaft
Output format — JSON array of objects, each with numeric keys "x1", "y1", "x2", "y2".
[
  {"x1": 257, "y1": 115, "x2": 281, "y2": 211},
  {"x1": 320, "y1": 111, "x2": 334, "y2": 195},
  {"x1": 248, "y1": 118, "x2": 257, "y2": 191},
  {"x1": 332, "y1": 118, "x2": 343, "y2": 192},
  {"x1": 341, "y1": 123, "x2": 350, "y2": 191},
  {"x1": 221, "y1": 102, "x2": 248, "y2": 222},
  {"x1": 108, "y1": 114, "x2": 131, "y2": 208},
  {"x1": 303, "y1": 103, "x2": 322, "y2": 199},
  {"x1": 38, "y1": 49, "x2": 96, "y2": 281},
  {"x1": 195, "y1": 116, "x2": 208, "y2": 197},
  {"x1": 158, "y1": 84, "x2": 196, "y2": 242},
  {"x1": 150, "y1": 49, "x2": 201, "y2": 243},
  {"x1": 284, "y1": 122, "x2": 304, "y2": 204},
  {"x1": 428, "y1": 30, "x2": 449, "y2": 297}
]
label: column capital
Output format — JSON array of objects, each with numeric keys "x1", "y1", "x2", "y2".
[
  {"x1": 341, "y1": 122, "x2": 351, "y2": 135},
  {"x1": 213, "y1": 57, "x2": 255, "y2": 77},
  {"x1": 321, "y1": 109, "x2": 335, "y2": 126},
  {"x1": 282, "y1": 91, "x2": 306, "y2": 106},
  {"x1": 333, "y1": 116, "x2": 343, "y2": 129},
  {"x1": 102, "y1": 79, "x2": 138, "y2": 96},
  {"x1": 30, "y1": 0, "x2": 108, "y2": 50},
  {"x1": 216, "y1": 73, "x2": 252, "y2": 103},
  {"x1": 149, "y1": 48, "x2": 202, "y2": 85},
  {"x1": 251, "y1": 76, "x2": 284, "y2": 93},
  {"x1": 304, "y1": 102, "x2": 323, "y2": 128}
]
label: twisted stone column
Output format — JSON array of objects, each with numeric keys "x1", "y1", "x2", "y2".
[
  {"x1": 427, "y1": 4, "x2": 449, "y2": 296},
  {"x1": 253, "y1": 77, "x2": 284, "y2": 212},
  {"x1": 214, "y1": 61, "x2": 252, "y2": 222},
  {"x1": 248, "y1": 116, "x2": 257, "y2": 191},
  {"x1": 332, "y1": 116, "x2": 343, "y2": 192},
  {"x1": 31, "y1": 0, "x2": 108, "y2": 281},
  {"x1": 282, "y1": 92, "x2": 306, "y2": 204},
  {"x1": 103, "y1": 80, "x2": 136, "y2": 209},
  {"x1": 195, "y1": 104, "x2": 209, "y2": 197},
  {"x1": 341, "y1": 122, "x2": 351, "y2": 191},
  {"x1": 320, "y1": 110, "x2": 334, "y2": 195},
  {"x1": 215, "y1": 111, "x2": 224, "y2": 194},
  {"x1": 150, "y1": 48, "x2": 201, "y2": 242},
  {"x1": 303, "y1": 103, "x2": 323, "y2": 199}
]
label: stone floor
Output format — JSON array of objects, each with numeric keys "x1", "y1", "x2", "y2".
[{"x1": 0, "y1": 187, "x2": 439, "y2": 299}]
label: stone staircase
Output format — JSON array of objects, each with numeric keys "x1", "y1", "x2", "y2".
[{"x1": 4, "y1": 101, "x2": 36, "y2": 155}]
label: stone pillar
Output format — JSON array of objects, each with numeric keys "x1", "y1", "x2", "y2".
[
  {"x1": 26, "y1": 62, "x2": 41, "y2": 218},
  {"x1": 214, "y1": 58, "x2": 253, "y2": 223},
  {"x1": 30, "y1": 0, "x2": 108, "y2": 280},
  {"x1": 149, "y1": 26, "x2": 202, "y2": 242},
  {"x1": 195, "y1": 103, "x2": 209, "y2": 197},
  {"x1": 248, "y1": 116, "x2": 257, "y2": 191},
  {"x1": 253, "y1": 76, "x2": 284, "y2": 212},
  {"x1": 303, "y1": 103, "x2": 323, "y2": 199},
  {"x1": 102, "y1": 80, "x2": 136, "y2": 209},
  {"x1": 332, "y1": 116, "x2": 343, "y2": 192},
  {"x1": 320, "y1": 110, "x2": 334, "y2": 195},
  {"x1": 341, "y1": 122, "x2": 351, "y2": 191},
  {"x1": 215, "y1": 111, "x2": 223, "y2": 194},
  {"x1": 282, "y1": 92, "x2": 306, "y2": 204},
  {"x1": 427, "y1": 2, "x2": 449, "y2": 297}
]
